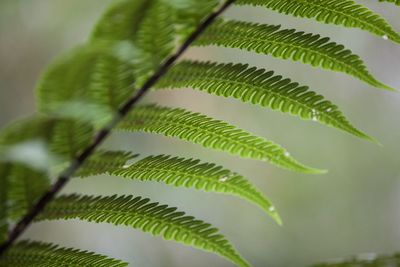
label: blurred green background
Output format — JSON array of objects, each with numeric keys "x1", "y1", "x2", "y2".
[{"x1": 1, "y1": 1, "x2": 400, "y2": 266}]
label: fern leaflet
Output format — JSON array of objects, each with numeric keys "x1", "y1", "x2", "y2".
[
  {"x1": 91, "y1": 0, "x2": 176, "y2": 84},
  {"x1": 0, "y1": 165, "x2": 9, "y2": 242},
  {"x1": 379, "y1": 0, "x2": 400, "y2": 6},
  {"x1": 312, "y1": 252, "x2": 400, "y2": 266},
  {"x1": 157, "y1": 60, "x2": 375, "y2": 142},
  {"x1": 75, "y1": 151, "x2": 281, "y2": 223},
  {"x1": 133, "y1": 0, "x2": 176, "y2": 83},
  {"x1": 36, "y1": 45, "x2": 134, "y2": 113},
  {"x1": 0, "y1": 117, "x2": 93, "y2": 161},
  {"x1": 117, "y1": 104, "x2": 326, "y2": 174},
  {"x1": 0, "y1": 241, "x2": 127, "y2": 267},
  {"x1": 37, "y1": 194, "x2": 251, "y2": 267},
  {"x1": 7, "y1": 165, "x2": 49, "y2": 219},
  {"x1": 108, "y1": 154, "x2": 281, "y2": 224},
  {"x1": 195, "y1": 19, "x2": 394, "y2": 91},
  {"x1": 75, "y1": 150, "x2": 138, "y2": 178},
  {"x1": 236, "y1": 0, "x2": 400, "y2": 43},
  {"x1": 91, "y1": 0, "x2": 151, "y2": 42}
]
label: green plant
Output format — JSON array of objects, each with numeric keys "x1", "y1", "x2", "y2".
[{"x1": 0, "y1": 0, "x2": 398, "y2": 266}]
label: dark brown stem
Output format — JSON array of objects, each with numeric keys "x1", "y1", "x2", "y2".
[{"x1": 0, "y1": 0, "x2": 235, "y2": 255}]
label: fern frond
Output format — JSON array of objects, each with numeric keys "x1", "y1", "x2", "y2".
[
  {"x1": 47, "y1": 101, "x2": 113, "y2": 129},
  {"x1": 133, "y1": 0, "x2": 176, "y2": 83},
  {"x1": 110, "y1": 154, "x2": 281, "y2": 224},
  {"x1": 36, "y1": 45, "x2": 134, "y2": 113},
  {"x1": 312, "y1": 252, "x2": 400, "y2": 266},
  {"x1": 91, "y1": 0, "x2": 151, "y2": 42},
  {"x1": 86, "y1": 51, "x2": 135, "y2": 111},
  {"x1": 195, "y1": 19, "x2": 394, "y2": 91},
  {"x1": 0, "y1": 240, "x2": 128, "y2": 267},
  {"x1": 0, "y1": 164, "x2": 10, "y2": 242},
  {"x1": 0, "y1": 117, "x2": 93, "y2": 161},
  {"x1": 379, "y1": 0, "x2": 400, "y2": 6},
  {"x1": 37, "y1": 194, "x2": 251, "y2": 267},
  {"x1": 91, "y1": 0, "x2": 176, "y2": 84},
  {"x1": 157, "y1": 60, "x2": 375, "y2": 142},
  {"x1": 168, "y1": 0, "x2": 219, "y2": 34},
  {"x1": 0, "y1": 117, "x2": 55, "y2": 147},
  {"x1": 236, "y1": 0, "x2": 400, "y2": 43},
  {"x1": 117, "y1": 104, "x2": 326, "y2": 174},
  {"x1": 49, "y1": 120, "x2": 93, "y2": 160},
  {"x1": 76, "y1": 150, "x2": 138, "y2": 178},
  {"x1": 7, "y1": 165, "x2": 49, "y2": 219}
]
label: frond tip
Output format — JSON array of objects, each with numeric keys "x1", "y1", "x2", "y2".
[
  {"x1": 0, "y1": 240, "x2": 128, "y2": 267},
  {"x1": 158, "y1": 60, "x2": 377, "y2": 143},
  {"x1": 195, "y1": 19, "x2": 395, "y2": 91},
  {"x1": 117, "y1": 104, "x2": 326, "y2": 174},
  {"x1": 110, "y1": 154, "x2": 282, "y2": 224},
  {"x1": 37, "y1": 194, "x2": 251, "y2": 267},
  {"x1": 236, "y1": 0, "x2": 400, "y2": 44}
]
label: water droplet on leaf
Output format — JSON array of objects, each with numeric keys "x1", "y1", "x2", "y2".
[
  {"x1": 269, "y1": 206, "x2": 276, "y2": 212},
  {"x1": 219, "y1": 172, "x2": 237, "y2": 182},
  {"x1": 311, "y1": 110, "x2": 318, "y2": 121}
]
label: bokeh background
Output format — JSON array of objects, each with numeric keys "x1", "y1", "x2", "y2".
[{"x1": 1, "y1": 1, "x2": 400, "y2": 266}]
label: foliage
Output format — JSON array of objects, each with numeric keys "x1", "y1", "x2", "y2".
[
  {"x1": 36, "y1": 194, "x2": 250, "y2": 267},
  {"x1": 158, "y1": 60, "x2": 375, "y2": 141},
  {"x1": 117, "y1": 104, "x2": 325, "y2": 174},
  {"x1": 195, "y1": 19, "x2": 394, "y2": 91},
  {"x1": 0, "y1": 0, "x2": 398, "y2": 266},
  {"x1": 312, "y1": 252, "x2": 400, "y2": 267},
  {"x1": 112, "y1": 154, "x2": 280, "y2": 222},
  {"x1": 0, "y1": 241, "x2": 128, "y2": 267},
  {"x1": 379, "y1": 0, "x2": 400, "y2": 6},
  {"x1": 236, "y1": 0, "x2": 400, "y2": 43}
]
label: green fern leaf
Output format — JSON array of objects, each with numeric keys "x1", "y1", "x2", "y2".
[
  {"x1": 167, "y1": 0, "x2": 219, "y2": 36},
  {"x1": 109, "y1": 154, "x2": 281, "y2": 224},
  {"x1": 379, "y1": 0, "x2": 400, "y2": 6},
  {"x1": 195, "y1": 19, "x2": 394, "y2": 91},
  {"x1": 117, "y1": 104, "x2": 326, "y2": 174},
  {"x1": 91, "y1": 0, "x2": 176, "y2": 84},
  {"x1": 47, "y1": 101, "x2": 113, "y2": 129},
  {"x1": 0, "y1": 240, "x2": 128, "y2": 267},
  {"x1": 91, "y1": 0, "x2": 151, "y2": 42},
  {"x1": 0, "y1": 117, "x2": 55, "y2": 147},
  {"x1": 0, "y1": 164, "x2": 10, "y2": 242},
  {"x1": 36, "y1": 45, "x2": 134, "y2": 113},
  {"x1": 312, "y1": 252, "x2": 400, "y2": 266},
  {"x1": 236, "y1": 0, "x2": 400, "y2": 43},
  {"x1": 0, "y1": 117, "x2": 93, "y2": 161},
  {"x1": 0, "y1": 164, "x2": 49, "y2": 224},
  {"x1": 76, "y1": 150, "x2": 138, "y2": 178},
  {"x1": 85, "y1": 51, "x2": 135, "y2": 111},
  {"x1": 75, "y1": 150, "x2": 281, "y2": 222},
  {"x1": 157, "y1": 60, "x2": 376, "y2": 142},
  {"x1": 7, "y1": 165, "x2": 49, "y2": 219},
  {"x1": 49, "y1": 120, "x2": 93, "y2": 160},
  {"x1": 37, "y1": 194, "x2": 251, "y2": 267},
  {"x1": 133, "y1": 0, "x2": 176, "y2": 83}
]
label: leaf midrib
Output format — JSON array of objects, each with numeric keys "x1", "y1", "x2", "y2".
[
  {"x1": 42, "y1": 202, "x2": 237, "y2": 262},
  {"x1": 115, "y1": 163, "x2": 268, "y2": 209},
  {"x1": 124, "y1": 110, "x2": 281, "y2": 162},
  {"x1": 201, "y1": 26, "x2": 376, "y2": 85},
  {"x1": 242, "y1": 0, "x2": 391, "y2": 37},
  {"x1": 164, "y1": 69, "x2": 352, "y2": 132}
]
